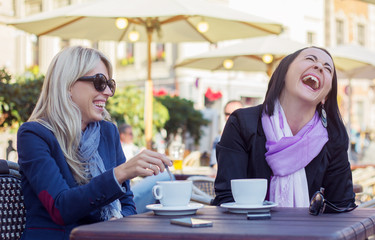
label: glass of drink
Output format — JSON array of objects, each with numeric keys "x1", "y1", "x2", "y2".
[{"x1": 171, "y1": 145, "x2": 184, "y2": 171}]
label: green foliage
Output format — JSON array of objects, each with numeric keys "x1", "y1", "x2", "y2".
[
  {"x1": 0, "y1": 66, "x2": 207, "y2": 148},
  {"x1": 0, "y1": 67, "x2": 44, "y2": 128},
  {"x1": 0, "y1": 66, "x2": 206, "y2": 149},
  {"x1": 107, "y1": 85, "x2": 169, "y2": 146},
  {"x1": 156, "y1": 95, "x2": 209, "y2": 145}
]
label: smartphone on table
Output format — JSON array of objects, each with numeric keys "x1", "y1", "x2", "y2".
[{"x1": 170, "y1": 217, "x2": 213, "y2": 228}]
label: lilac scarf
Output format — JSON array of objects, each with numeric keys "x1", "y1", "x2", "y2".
[{"x1": 261, "y1": 101, "x2": 328, "y2": 207}]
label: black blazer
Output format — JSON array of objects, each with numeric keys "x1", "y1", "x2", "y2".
[{"x1": 213, "y1": 105, "x2": 356, "y2": 210}]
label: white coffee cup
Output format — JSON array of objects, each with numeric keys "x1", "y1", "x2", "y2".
[
  {"x1": 231, "y1": 179, "x2": 267, "y2": 206},
  {"x1": 152, "y1": 180, "x2": 192, "y2": 207}
]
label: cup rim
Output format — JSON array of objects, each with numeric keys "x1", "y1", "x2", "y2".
[
  {"x1": 156, "y1": 180, "x2": 192, "y2": 184},
  {"x1": 231, "y1": 178, "x2": 267, "y2": 182}
]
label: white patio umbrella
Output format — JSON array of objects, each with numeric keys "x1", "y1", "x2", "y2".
[
  {"x1": 8, "y1": 0, "x2": 283, "y2": 148},
  {"x1": 329, "y1": 44, "x2": 375, "y2": 155},
  {"x1": 329, "y1": 44, "x2": 375, "y2": 79},
  {"x1": 175, "y1": 35, "x2": 307, "y2": 76}
]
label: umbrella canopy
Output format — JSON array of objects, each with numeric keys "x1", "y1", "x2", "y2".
[
  {"x1": 329, "y1": 44, "x2": 375, "y2": 79},
  {"x1": 8, "y1": 0, "x2": 283, "y2": 148},
  {"x1": 175, "y1": 35, "x2": 307, "y2": 76},
  {"x1": 9, "y1": 0, "x2": 283, "y2": 43}
]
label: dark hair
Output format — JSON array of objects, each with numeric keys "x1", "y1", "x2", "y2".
[
  {"x1": 262, "y1": 46, "x2": 347, "y2": 141},
  {"x1": 118, "y1": 123, "x2": 131, "y2": 134}
]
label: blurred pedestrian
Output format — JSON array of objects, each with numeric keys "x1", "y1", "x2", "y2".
[
  {"x1": 6, "y1": 139, "x2": 16, "y2": 161},
  {"x1": 119, "y1": 124, "x2": 141, "y2": 159},
  {"x1": 118, "y1": 123, "x2": 175, "y2": 213},
  {"x1": 210, "y1": 100, "x2": 244, "y2": 169}
]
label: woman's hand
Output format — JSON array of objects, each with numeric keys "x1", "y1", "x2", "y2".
[{"x1": 114, "y1": 149, "x2": 172, "y2": 184}]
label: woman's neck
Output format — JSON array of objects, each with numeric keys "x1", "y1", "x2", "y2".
[{"x1": 279, "y1": 98, "x2": 316, "y2": 135}]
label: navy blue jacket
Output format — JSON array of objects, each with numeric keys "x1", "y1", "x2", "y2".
[
  {"x1": 213, "y1": 105, "x2": 356, "y2": 210},
  {"x1": 17, "y1": 121, "x2": 136, "y2": 240}
]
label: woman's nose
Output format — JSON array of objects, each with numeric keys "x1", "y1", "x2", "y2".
[
  {"x1": 103, "y1": 85, "x2": 114, "y2": 96},
  {"x1": 313, "y1": 62, "x2": 323, "y2": 73}
]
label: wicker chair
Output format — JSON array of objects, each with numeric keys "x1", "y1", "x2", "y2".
[
  {"x1": 0, "y1": 159, "x2": 26, "y2": 240},
  {"x1": 187, "y1": 176, "x2": 215, "y2": 205}
]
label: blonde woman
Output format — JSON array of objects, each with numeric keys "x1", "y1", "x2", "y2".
[{"x1": 17, "y1": 46, "x2": 172, "y2": 240}]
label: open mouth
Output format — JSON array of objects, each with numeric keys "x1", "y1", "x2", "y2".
[
  {"x1": 94, "y1": 101, "x2": 105, "y2": 109},
  {"x1": 302, "y1": 75, "x2": 320, "y2": 90}
]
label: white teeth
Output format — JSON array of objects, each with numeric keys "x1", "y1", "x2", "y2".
[
  {"x1": 94, "y1": 102, "x2": 105, "y2": 108},
  {"x1": 302, "y1": 75, "x2": 319, "y2": 89}
]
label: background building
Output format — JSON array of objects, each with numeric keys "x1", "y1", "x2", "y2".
[{"x1": 1, "y1": 0, "x2": 375, "y2": 158}]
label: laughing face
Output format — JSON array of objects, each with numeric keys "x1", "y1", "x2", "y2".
[
  {"x1": 70, "y1": 60, "x2": 113, "y2": 130},
  {"x1": 281, "y1": 48, "x2": 334, "y2": 107}
]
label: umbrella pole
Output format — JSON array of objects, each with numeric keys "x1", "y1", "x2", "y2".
[
  {"x1": 267, "y1": 63, "x2": 272, "y2": 77},
  {"x1": 145, "y1": 31, "x2": 153, "y2": 149}
]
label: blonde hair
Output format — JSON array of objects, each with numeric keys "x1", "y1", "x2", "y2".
[{"x1": 28, "y1": 46, "x2": 113, "y2": 184}]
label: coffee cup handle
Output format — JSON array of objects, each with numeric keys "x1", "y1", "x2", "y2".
[{"x1": 152, "y1": 185, "x2": 163, "y2": 200}]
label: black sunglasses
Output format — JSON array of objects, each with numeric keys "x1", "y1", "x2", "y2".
[
  {"x1": 309, "y1": 187, "x2": 357, "y2": 216},
  {"x1": 77, "y1": 73, "x2": 116, "y2": 96}
]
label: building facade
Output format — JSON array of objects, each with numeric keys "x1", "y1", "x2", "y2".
[{"x1": 1, "y1": 0, "x2": 375, "y2": 154}]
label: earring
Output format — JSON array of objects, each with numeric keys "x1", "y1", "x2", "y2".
[{"x1": 321, "y1": 104, "x2": 327, "y2": 128}]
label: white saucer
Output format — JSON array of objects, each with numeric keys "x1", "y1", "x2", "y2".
[
  {"x1": 146, "y1": 203, "x2": 204, "y2": 216},
  {"x1": 220, "y1": 201, "x2": 278, "y2": 214}
]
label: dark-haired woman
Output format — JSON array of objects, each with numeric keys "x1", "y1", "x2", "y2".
[{"x1": 213, "y1": 47, "x2": 356, "y2": 211}]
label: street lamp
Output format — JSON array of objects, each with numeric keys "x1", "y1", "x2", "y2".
[
  {"x1": 223, "y1": 59, "x2": 234, "y2": 69},
  {"x1": 262, "y1": 54, "x2": 273, "y2": 64},
  {"x1": 262, "y1": 54, "x2": 274, "y2": 77},
  {"x1": 115, "y1": 18, "x2": 128, "y2": 29},
  {"x1": 197, "y1": 18, "x2": 209, "y2": 33},
  {"x1": 128, "y1": 28, "x2": 140, "y2": 42}
]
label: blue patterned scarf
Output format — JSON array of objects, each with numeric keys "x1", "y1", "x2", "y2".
[{"x1": 79, "y1": 122, "x2": 122, "y2": 220}]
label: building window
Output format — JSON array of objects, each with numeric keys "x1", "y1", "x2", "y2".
[
  {"x1": 355, "y1": 100, "x2": 364, "y2": 130},
  {"x1": 25, "y1": 0, "x2": 42, "y2": 16},
  {"x1": 54, "y1": 0, "x2": 71, "y2": 8},
  {"x1": 357, "y1": 24, "x2": 365, "y2": 46},
  {"x1": 92, "y1": 41, "x2": 99, "y2": 50},
  {"x1": 125, "y1": 43, "x2": 135, "y2": 65},
  {"x1": 307, "y1": 32, "x2": 316, "y2": 45},
  {"x1": 336, "y1": 19, "x2": 344, "y2": 45},
  {"x1": 60, "y1": 39, "x2": 69, "y2": 50},
  {"x1": 118, "y1": 42, "x2": 135, "y2": 66},
  {"x1": 153, "y1": 43, "x2": 165, "y2": 62},
  {"x1": 12, "y1": 0, "x2": 16, "y2": 17},
  {"x1": 0, "y1": 0, "x2": 16, "y2": 16}
]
